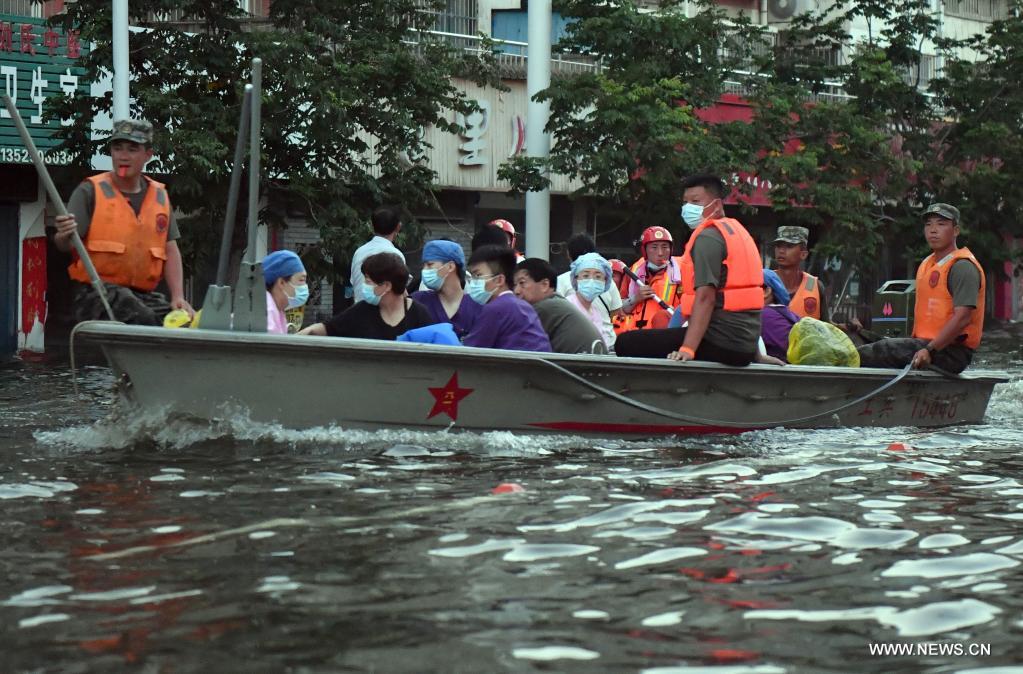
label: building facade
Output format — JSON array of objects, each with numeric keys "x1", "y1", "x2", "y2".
[{"x1": 2, "y1": 0, "x2": 1017, "y2": 358}]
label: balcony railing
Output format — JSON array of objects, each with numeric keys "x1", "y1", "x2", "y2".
[
  {"x1": 404, "y1": 29, "x2": 601, "y2": 77},
  {"x1": 149, "y1": 0, "x2": 267, "y2": 23},
  {"x1": 944, "y1": 0, "x2": 1008, "y2": 21}
]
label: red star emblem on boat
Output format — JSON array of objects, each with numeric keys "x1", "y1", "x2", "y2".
[{"x1": 427, "y1": 372, "x2": 473, "y2": 421}]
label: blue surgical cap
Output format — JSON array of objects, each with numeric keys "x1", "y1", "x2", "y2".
[
  {"x1": 422, "y1": 240, "x2": 466, "y2": 267},
  {"x1": 262, "y1": 250, "x2": 305, "y2": 285},
  {"x1": 762, "y1": 268, "x2": 790, "y2": 305},
  {"x1": 570, "y1": 252, "x2": 613, "y2": 294}
]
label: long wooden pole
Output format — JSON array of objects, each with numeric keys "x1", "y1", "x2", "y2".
[{"x1": 2, "y1": 94, "x2": 116, "y2": 321}]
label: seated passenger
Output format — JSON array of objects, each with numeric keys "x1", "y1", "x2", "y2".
[
  {"x1": 761, "y1": 269, "x2": 801, "y2": 362},
  {"x1": 857, "y1": 203, "x2": 984, "y2": 373},
  {"x1": 300, "y1": 253, "x2": 432, "y2": 340},
  {"x1": 462, "y1": 245, "x2": 552, "y2": 352},
  {"x1": 616, "y1": 174, "x2": 763, "y2": 365},
  {"x1": 565, "y1": 252, "x2": 616, "y2": 350},
  {"x1": 555, "y1": 233, "x2": 623, "y2": 346},
  {"x1": 514, "y1": 257, "x2": 606, "y2": 354},
  {"x1": 262, "y1": 250, "x2": 308, "y2": 335},
  {"x1": 410, "y1": 239, "x2": 481, "y2": 340}
]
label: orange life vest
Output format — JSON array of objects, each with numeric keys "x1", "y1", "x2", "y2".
[
  {"x1": 912, "y1": 247, "x2": 985, "y2": 349},
  {"x1": 788, "y1": 271, "x2": 822, "y2": 319},
  {"x1": 680, "y1": 218, "x2": 763, "y2": 316},
  {"x1": 68, "y1": 173, "x2": 172, "y2": 292},
  {"x1": 616, "y1": 257, "x2": 684, "y2": 333}
]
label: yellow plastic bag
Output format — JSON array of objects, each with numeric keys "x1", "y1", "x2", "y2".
[
  {"x1": 163, "y1": 309, "x2": 192, "y2": 328},
  {"x1": 787, "y1": 317, "x2": 860, "y2": 367}
]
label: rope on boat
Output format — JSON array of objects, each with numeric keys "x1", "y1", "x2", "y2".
[{"x1": 538, "y1": 360, "x2": 915, "y2": 429}]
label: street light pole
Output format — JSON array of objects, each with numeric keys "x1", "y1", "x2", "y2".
[
  {"x1": 525, "y1": 0, "x2": 552, "y2": 260},
  {"x1": 112, "y1": 0, "x2": 130, "y2": 120}
]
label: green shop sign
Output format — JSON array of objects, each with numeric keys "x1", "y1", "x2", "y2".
[{"x1": 0, "y1": 14, "x2": 89, "y2": 166}]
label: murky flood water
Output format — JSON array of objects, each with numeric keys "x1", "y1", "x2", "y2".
[{"x1": 2, "y1": 327, "x2": 1023, "y2": 672}]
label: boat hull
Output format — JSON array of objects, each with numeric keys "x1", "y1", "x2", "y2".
[{"x1": 75, "y1": 322, "x2": 1007, "y2": 438}]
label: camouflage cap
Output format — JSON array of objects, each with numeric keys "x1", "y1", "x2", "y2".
[
  {"x1": 922, "y1": 203, "x2": 960, "y2": 224},
  {"x1": 110, "y1": 119, "x2": 154, "y2": 145},
  {"x1": 773, "y1": 225, "x2": 810, "y2": 245}
]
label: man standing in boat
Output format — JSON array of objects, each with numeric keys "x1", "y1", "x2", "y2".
[
  {"x1": 773, "y1": 226, "x2": 827, "y2": 320},
  {"x1": 52, "y1": 119, "x2": 193, "y2": 325},
  {"x1": 350, "y1": 206, "x2": 406, "y2": 295},
  {"x1": 618, "y1": 226, "x2": 684, "y2": 332},
  {"x1": 616, "y1": 174, "x2": 763, "y2": 365},
  {"x1": 858, "y1": 203, "x2": 985, "y2": 374}
]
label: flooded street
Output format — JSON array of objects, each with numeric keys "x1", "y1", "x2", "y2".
[{"x1": 2, "y1": 328, "x2": 1023, "y2": 672}]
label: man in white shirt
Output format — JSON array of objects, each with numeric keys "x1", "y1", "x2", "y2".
[
  {"x1": 555, "y1": 233, "x2": 623, "y2": 345},
  {"x1": 350, "y1": 206, "x2": 406, "y2": 295}
]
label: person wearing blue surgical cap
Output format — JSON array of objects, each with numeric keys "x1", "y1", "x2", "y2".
[
  {"x1": 566, "y1": 252, "x2": 616, "y2": 349},
  {"x1": 410, "y1": 239, "x2": 482, "y2": 340},
  {"x1": 262, "y1": 250, "x2": 308, "y2": 334},
  {"x1": 760, "y1": 268, "x2": 801, "y2": 362}
]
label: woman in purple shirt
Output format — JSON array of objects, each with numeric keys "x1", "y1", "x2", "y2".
[{"x1": 410, "y1": 239, "x2": 481, "y2": 340}]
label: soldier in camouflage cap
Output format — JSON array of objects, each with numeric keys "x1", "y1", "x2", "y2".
[
  {"x1": 772, "y1": 225, "x2": 826, "y2": 320},
  {"x1": 773, "y1": 226, "x2": 809, "y2": 246},
  {"x1": 109, "y1": 119, "x2": 154, "y2": 146},
  {"x1": 52, "y1": 117, "x2": 194, "y2": 325}
]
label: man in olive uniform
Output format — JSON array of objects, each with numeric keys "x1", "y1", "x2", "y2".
[
  {"x1": 857, "y1": 203, "x2": 984, "y2": 374},
  {"x1": 773, "y1": 225, "x2": 828, "y2": 320},
  {"x1": 53, "y1": 120, "x2": 192, "y2": 325}
]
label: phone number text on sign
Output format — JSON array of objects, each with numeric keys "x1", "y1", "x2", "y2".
[{"x1": 0, "y1": 145, "x2": 73, "y2": 165}]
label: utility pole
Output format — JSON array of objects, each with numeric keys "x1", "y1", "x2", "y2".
[
  {"x1": 112, "y1": 0, "x2": 130, "y2": 120},
  {"x1": 525, "y1": 0, "x2": 552, "y2": 260}
]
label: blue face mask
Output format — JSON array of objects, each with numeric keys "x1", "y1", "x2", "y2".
[
  {"x1": 466, "y1": 278, "x2": 493, "y2": 305},
  {"x1": 421, "y1": 267, "x2": 446, "y2": 291},
  {"x1": 577, "y1": 278, "x2": 605, "y2": 302},
  {"x1": 360, "y1": 282, "x2": 382, "y2": 306},
  {"x1": 681, "y1": 202, "x2": 705, "y2": 229},
  {"x1": 286, "y1": 282, "x2": 309, "y2": 309}
]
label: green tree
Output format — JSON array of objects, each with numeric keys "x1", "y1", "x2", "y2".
[
  {"x1": 927, "y1": 7, "x2": 1023, "y2": 270},
  {"x1": 500, "y1": 0, "x2": 1023, "y2": 282},
  {"x1": 49, "y1": 0, "x2": 499, "y2": 285},
  {"x1": 498, "y1": 0, "x2": 767, "y2": 238}
]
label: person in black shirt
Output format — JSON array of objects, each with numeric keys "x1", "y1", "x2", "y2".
[{"x1": 300, "y1": 253, "x2": 433, "y2": 340}]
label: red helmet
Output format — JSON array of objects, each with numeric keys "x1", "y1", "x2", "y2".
[
  {"x1": 610, "y1": 259, "x2": 626, "y2": 273},
  {"x1": 640, "y1": 226, "x2": 673, "y2": 246},
  {"x1": 489, "y1": 219, "x2": 516, "y2": 236}
]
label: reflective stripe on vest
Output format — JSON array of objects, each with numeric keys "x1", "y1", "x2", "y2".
[
  {"x1": 789, "y1": 272, "x2": 822, "y2": 319},
  {"x1": 912, "y1": 247, "x2": 985, "y2": 349},
  {"x1": 679, "y1": 218, "x2": 764, "y2": 316},
  {"x1": 68, "y1": 173, "x2": 172, "y2": 292}
]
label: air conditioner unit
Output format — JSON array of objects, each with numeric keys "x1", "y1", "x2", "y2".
[{"x1": 768, "y1": 0, "x2": 817, "y2": 23}]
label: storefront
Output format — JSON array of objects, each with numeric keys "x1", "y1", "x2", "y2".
[{"x1": 1, "y1": 11, "x2": 88, "y2": 357}]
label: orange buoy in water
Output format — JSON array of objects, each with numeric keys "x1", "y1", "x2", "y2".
[
  {"x1": 887, "y1": 442, "x2": 911, "y2": 451},
  {"x1": 491, "y1": 483, "x2": 525, "y2": 494}
]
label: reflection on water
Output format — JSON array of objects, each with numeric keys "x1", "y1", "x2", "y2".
[{"x1": 1, "y1": 327, "x2": 1022, "y2": 671}]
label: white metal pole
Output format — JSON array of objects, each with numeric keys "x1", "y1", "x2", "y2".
[
  {"x1": 525, "y1": 0, "x2": 552, "y2": 261},
  {"x1": 112, "y1": 0, "x2": 130, "y2": 120}
]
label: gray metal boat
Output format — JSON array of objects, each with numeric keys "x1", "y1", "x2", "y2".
[{"x1": 74, "y1": 321, "x2": 1008, "y2": 437}]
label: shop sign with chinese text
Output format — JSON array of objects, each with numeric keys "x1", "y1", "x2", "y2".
[{"x1": 0, "y1": 14, "x2": 88, "y2": 166}]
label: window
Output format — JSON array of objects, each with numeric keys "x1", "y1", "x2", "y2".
[
  {"x1": 416, "y1": 0, "x2": 477, "y2": 36},
  {"x1": 0, "y1": 0, "x2": 43, "y2": 17}
]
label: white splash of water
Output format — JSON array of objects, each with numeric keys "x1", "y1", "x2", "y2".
[{"x1": 32, "y1": 404, "x2": 663, "y2": 455}]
